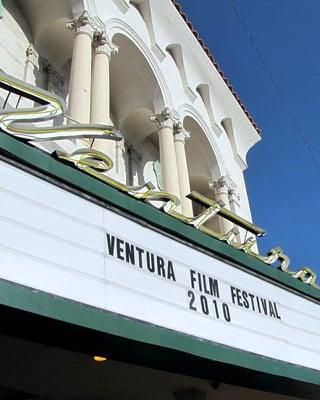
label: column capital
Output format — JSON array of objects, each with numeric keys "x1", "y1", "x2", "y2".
[
  {"x1": 174, "y1": 121, "x2": 190, "y2": 143},
  {"x1": 229, "y1": 187, "x2": 241, "y2": 203},
  {"x1": 209, "y1": 175, "x2": 239, "y2": 198},
  {"x1": 25, "y1": 44, "x2": 39, "y2": 67},
  {"x1": 209, "y1": 176, "x2": 231, "y2": 195},
  {"x1": 26, "y1": 44, "x2": 35, "y2": 58},
  {"x1": 93, "y1": 30, "x2": 118, "y2": 58},
  {"x1": 150, "y1": 107, "x2": 178, "y2": 129},
  {"x1": 66, "y1": 10, "x2": 94, "y2": 37}
]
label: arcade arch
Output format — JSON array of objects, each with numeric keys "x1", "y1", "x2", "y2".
[
  {"x1": 109, "y1": 32, "x2": 166, "y2": 186},
  {"x1": 183, "y1": 116, "x2": 221, "y2": 226}
]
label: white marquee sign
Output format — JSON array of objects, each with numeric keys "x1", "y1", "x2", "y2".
[{"x1": 0, "y1": 160, "x2": 319, "y2": 371}]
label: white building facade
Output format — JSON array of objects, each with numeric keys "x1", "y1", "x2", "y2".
[
  {"x1": 0, "y1": 0, "x2": 261, "y2": 236},
  {"x1": 0, "y1": 1, "x2": 319, "y2": 399}
]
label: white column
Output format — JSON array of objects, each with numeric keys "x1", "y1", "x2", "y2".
[
  {"x1": 174, "y1": 122, "x2": 193, "y2": 216},
  {"x1": 151, "y1": 107, "x2": 181, "y2": 201},
  {"x1": 91, "y1": 31, "x2": 118, "y2": 157},
  {"x1": 23, "y1": 44, "x2": 37, "y2": 84},
  {"x1": 210, "y1": 176, "x2": 234, "y2": 234},
  {"x1": 228, "y1": 188, "x2": 241, "y2": 215},
  {"x1": 66, "y1": 11, "x2": 93, "y2": 124},
  {"x1": 91, "y1": 31, "x2": 117, "y2": 124},
  {"x1": 21, "y1": 44, "x2": 38, "y2": 108},
  {"x1": 228, "y1": 187, "x2": 243, "y2": 243}
]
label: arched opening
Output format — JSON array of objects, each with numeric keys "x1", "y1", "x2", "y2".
[
  {"x1": 5, "y1": 0, "x2": 74, "y2": 101},
  {"x1": 1, "y1": 0, "x2": 33, "y2": 74},
  {"x1": 183, "y1": 116, "x2": 221, "y2": 231},
  {"x1": 0, "y1": 0, "x2": 33, "y2": 109},
  {"x1": 184, "y1": 116, "x2": 221, "y2": 187},
  {"x1": 110, "y1": 33, "x2": 165, "y2": 187}
]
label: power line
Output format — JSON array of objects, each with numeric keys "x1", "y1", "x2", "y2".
[{"x1": 229, "y1": 0, "x2": 320, "y2": 171}]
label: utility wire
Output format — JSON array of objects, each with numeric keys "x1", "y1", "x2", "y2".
[{"x1": 229, "y1": 0, "x2": 320, "y2": 171}]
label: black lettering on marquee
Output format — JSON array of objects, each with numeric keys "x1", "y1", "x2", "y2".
[
  {"x1": 157, "y1": 256, "x2": 165, "y2": 277},
  {"x1": 106, "y1": 233, "x2": 115, "y2": 256},
  {"x1": 116, "y1": 238, "x2": 124, "y2": 260},
  {"x1": 274, "y1": 303, "x2": 281, "y2": 320},
  {"x1": 269, "y1": 301, "x2": 276, "y2": 318},
  {"x1": 209, "y1": 277, "x2": 219, "y2": 298},
  {"x1": 212, "y1": 299, "x2": 219, "y2": 319},
  {"x1": 189, "y1": 270, "x2": 220, "y2": 298},
  {"x1": 229, "y1": 286, "x2": 282, "y2": 320},
  {"x1": 188, "y1": 290, "x2": 231, "y2": 322},
  {"x1": 105, "y1": 233, "x2": 176, "y2": 282},
  {"x1": 260, "y1": 298, "x2": 268, "y2": 315},
  {"x1": 256, "y1": 297, "x2": 262, "y2": 313},
  {"x1": 203, "y1": 276, "x2": 210, "y2": 295},
  {"x1": 222, "y1": 303, "x2": 231, "y2": 322},
  {"x1": 146, "y1": 251, "x2": 155, "y2": 272},
  {"x1": 242, "y1": 290, "x2": 249, "y2": 309},
  {"x1": 125, "y1": 242, "x2": 135, "y2": 265},
  {"x1": 200, "y1": 295, "x2": 209, "y2": 315},
  {"x1": 167, "y1": 260, "x2": 176, "y2": 281},
  {"x1": 230, "y1": 286, "x2": 237, "y2": 304},
  {"x1": 136, "y1": 247, "x2": 144, "y2": 268},
  {"x1": 249, "y1": 293, "x2": 255, "y2": 311},
  {"x1": 106, "y1": 233, "x2": 283, "y2": 325},
  {"x1": 188, "y1": 290, "x2": 197, "y2": 311},
  {"x1": 190, "y1": 270, "x2": 197, "y2": 289},
  {"x1": 236, "y1": 288, "x2": 243, "y2": 307},
  {"x1": 198, "y1": 272, "x2": 203, "y2": 292}
]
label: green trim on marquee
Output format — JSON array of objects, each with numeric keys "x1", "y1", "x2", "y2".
[
  {"x1": 0, "y1": 132, "x2": 320, "y2": 387},
  {"x1": 0, "y1": 132, "x2": 319, "y2": 302},
  {"x1": 0, "y1": 278, "x2": 319, "y2": 386}
]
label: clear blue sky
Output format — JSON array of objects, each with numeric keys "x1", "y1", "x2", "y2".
[{"x1": 178, "y1": 0, "x2": 320, "y2": 275}]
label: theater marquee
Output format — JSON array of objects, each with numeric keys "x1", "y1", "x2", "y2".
[{"x1": 0, "y1": 160, "x2": 319, "y2": 372}]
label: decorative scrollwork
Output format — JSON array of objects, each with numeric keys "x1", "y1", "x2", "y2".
[
  {"x1": 291, "y1": 268, "x2": 319, "y2": 288},
  {"x1": 56, "y1": 148, "x2": 153, "y2": 195},
  {"x1": 0, "y1": 69, "x2": 318, "y2": 290},
  {"x1": 0, "y1": 69, "x2": 120, "y2": 142}
]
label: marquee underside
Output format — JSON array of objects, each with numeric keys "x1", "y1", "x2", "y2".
[
  {"x1": 0, "y1": 280, "x2": 317, "y2": 399},
  {"x1": 0, "y1": 131, "x2": 319, "y2": 398}
]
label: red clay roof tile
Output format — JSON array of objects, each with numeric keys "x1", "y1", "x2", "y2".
[{"x1": 172, "y1": 0, "x2": 261, "y2": 135}]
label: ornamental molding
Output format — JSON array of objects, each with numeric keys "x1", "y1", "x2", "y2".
[
  {"x1": 111, "y1": 0, "x2": 130, "y2": 14},
  {"x1": 0, "y1": 69, "x2": 317, "y2": 290},
  {"x1": 150, "y1": 107, "x2": 179, "y2": 129},
  {"x1": 66, "y1": 10, "x2": 95, "y2": 37},
  {"x1": 93, "y1": 30, "x2": 118, "y2": 58},
  {"x1": 106, "y1": 18, "x2": 173, "y2": 108},
  {"x1": 173, "y1": 121, "x2": 190, "y2": 143},
  {"x1": 209, "y1": 175, "x2": 239, "y2": 199},
  {"x1": 229, "y1": 187, "x2": 241, "y2": 204},
  {"x1": 25, "y1": 44, "x2": 39, "y2": 68}
]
